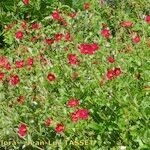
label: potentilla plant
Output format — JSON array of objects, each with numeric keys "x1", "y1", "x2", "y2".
[{"x1": 0, "y1": 0, "x2": 150, "y2": 149}]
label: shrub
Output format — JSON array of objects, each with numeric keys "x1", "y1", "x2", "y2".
[{"x1": 0, "y1": 0, "x2": 150, "y2": 149}]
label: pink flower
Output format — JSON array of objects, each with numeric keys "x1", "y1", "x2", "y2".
[
  {"x1": 62, "y1": 21, "x2": 67, "y2": 27},
  {"x1": 76, "y1": 109, "x2": 89, "y2": 119},
  {"x1": 91, "y1": 43, "x2": 99, "y2": 50},
  {"x1": 107, "y1": 56, "x2": 115, "y2": 63},
  {"x1": 145, "y1": 16, "x2": 150, "y2": 23},
  {"x1": 67, "y1": 98, "x2": 79, "y2": 107},
  {"x1": 113, "y1": 68, "x2": 122, "y2": 76},
  {"x1": 133, "y1": 35, "x2": 140, "y2": 43},
  {"x1": 106, "y1": 69, "x2": 114, "y2": 80},
  {"x1": 0, "y1": 72, "x2": 5, "y2": 81},
  {"x1": 15, "y1": 60, "x2": 24, "y2": 68},
  {"x1": 52, "y1": 10, "x2": 62, "y2": 21},
  {"x1": 16, "y1": 31, "x2": 24, "y2": 40},
  {"x1": 83, "y1": 3, "x2": 90, "y2": 9},
  {"x1": 18, "y1": 123, "x2": 27, "y2": 138},
  {"x1": 68, "y1": 54, "x2": 78, "y2": 65},
  {"x1": 65, "y1": 32, "x2": 71, "y2": 41},
  {"x1": 23, "y1": 0, "x2": 29, "y2": 5},
  {"x1": 78, "y1": 43, "x2": 99, "y2": 55},
  {"x1": 47, "y1": 73, "x2": 56, "y2": 81},
  {"x1": 55, "y1": 33, "x2": 64, "y2": 42},
  {"x1": 9, "y1": 75, "x2": 20, "y2": 86},
  {"x1": 21, "y1": 21, "x2": 27, "y2": 29},
  {"x1": 69, "y1": 12, "x2": 77, "y2": 18},
  {"x1": 55, "y1": 123, "x2": 65, "y2": 133},
  {"x1": 0, "y1": 56, "x2": 8, "y2": 67},
  {"x1": 70, "y1": 112, "x2": 79, "y2": 122},
  {"x1": 5, "y1": 63, "x2": 11, "y2": 70},
  {"x1": 45, "y1": 38, "x2": 54, "y2": 45},
  {"x1": 45, "y1": 118, "x2": 52, "y2": 127},
  {"x1": 106, "y1": 68, "x2": 122, "y2": 80},
  {"x1": 27, "y1": 57, "x2": 34, "y2": 66},
  {"x1": 31, "y1": 23, "x2": 40, "y2": 29},
  {"x1": 100, "y1": 29, "x2": 111, "y2": 39}
]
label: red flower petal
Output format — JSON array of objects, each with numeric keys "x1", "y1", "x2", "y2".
[
  {"x1": 16, "y1": 31, "x2": 24, "y2": 40},
  {"x1": 18, "y1": 123, "x2": 27, "y2": 138},
  {"x1": 76, "y1": 109, "x2": 89, "y2": 119},
  {"x1": 55, "y1": 123, "x2": 65, "y2": 133},
  {"x1": 9, "y1": 75, "x2": 20, "y2": 86},
  {"x1": 67, "y1": 98, "x2": 79, "y2": 107},
  {"x1": 145, "y1": 16, "x2": 150, "y2": 23},
  {"x1": 47, "y1": 73, "x2": 56, "y2": 81}
]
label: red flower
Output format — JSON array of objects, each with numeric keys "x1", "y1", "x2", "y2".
[
  {"x1": 27, "y1": 57, "x2": 34, "y2": 66},
  {"x1": 47, "y1": 73, "x2": 56, "y2": 81},
  {"x1": 121, "y1": 21, "x2": 133, "y2": 27},
  {"x1": 69, "y1": 12, "x2": 77, "y2": 18},
  {"x1": 68, "y1": 54, "x2": 78, "y2": 65},
  {"x1": 15, "y1": 60, "x2": 24, "y2": 68},
  {"x1": 106, "y1": 68, "x2": 122, "y2": 80},
  {"x1": 83, "y1": 3, "x2": 90, "y2": 9},
  {"x1": 133, "y1": 35, "x2": 140, "y2": 43},
  {"x1": 16, "y1": 31, "x2": 24, "y2": 40},
  {"x1": 52, "y1": 10, "x2": 62, "y2": 21},
  {"x1": 5, "y1": 63, "x2": 11, "y2": 70},
  {"x1": 45, "y1": 118, "x2": 52, "y2": 127},
  {"x1": 62, "y1": 21, "x2": 67, "y2": 27},
  {"x1": 91, "y1": 43, "x2": 99, "y2": 50},
  {"x1": 32, "y1": 23, "x2": 40, "y2": 29},
  {"x1": 76, "y1": 109, "x2": 89, "y2": 119},
  {"x1": 65, "y1": 47, "x2": 69, "y2": 51},
  {"x1": 113, "y1": 68, "x2": 122, "y2": 76},
  {"x1": 18, "y1": 123, "x2": 27, "y2": 138},
  {"x1": 107, "y1": 56, "x2": 115, "y2": 63},
  {"x1": 55, "y1": 123, "x2": 65, "y2": 133},
  {"x1": 23, "y1": 0, "x2": 29, "y2": 5},
  {"x1": 17, "y1": 96, "x2": 25, "y2": 104},
  {"x1": 106, "y1": 69, "x2": 114, "y2": 80},
  {"x1": 100, "y1": 29, "x2": 111, "y2": 39},
  {"x1": 55, "y1": 33, "x2": 63, "y2": 42},
  {"x1": 70, "y1": 112, "x2": 79, "y2": 122},
  {"x1": 0, "y1": 56, "x2": 8, "y2": 68},
  {"x1": 21, "y1": 21, "x2": 27, "y2": 29},
  {"x1": 0, "y1": 72, "x2": 5, "y2": 81},
  {"x1": 65, "y1": 32, "x2": 71, "y2": 41},
  {"x1": 78, "y1": 43, "x2": 99, "y2": 55},
  {"x1": 9, "y1": 75, "x2": 20, "y2": 85},
  {"x1": 145, "y1": 15, "x2": 150, "y2": 23},
  {"x1": 45, "y1": 38, "x2": 54, "y2": 45},
  {"x1": 67, "y1": 98, "x2": 79, "y2": 107}
]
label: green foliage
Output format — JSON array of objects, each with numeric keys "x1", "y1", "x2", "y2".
[{"x1": 0, "y1": 0, "x2": 150, "y2": 149}]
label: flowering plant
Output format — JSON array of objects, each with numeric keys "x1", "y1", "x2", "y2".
[{"x1": 0, "y1": 0, "x2": 150, "y2": 149}]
